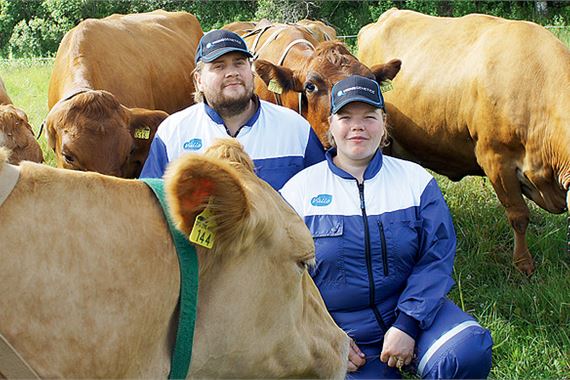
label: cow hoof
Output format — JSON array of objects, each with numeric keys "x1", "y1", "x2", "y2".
[{"x1": 514, "y1": 257, "x2": 535, "y2": 276}]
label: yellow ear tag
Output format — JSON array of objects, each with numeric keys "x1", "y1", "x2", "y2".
[
  {"x1": 189, "y1": 207, "x2": 216, "y2": 249},
  {"x1": 380, "y1": 79, "x2": 394, "y2": 93},
  {"x1": 134, "y1": 126, "x2": 151, "y2": 140},
  {"x1": 268, "y1": 79, "x2": 283, "y2": 94}
]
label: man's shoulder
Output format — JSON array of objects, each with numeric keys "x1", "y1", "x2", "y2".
[
  {"x1": 157, "y1": 103, "x2": 206, "y2": 135},
  {"x1": 168, "y1": 103, "x2": 205, "y2": 121}
]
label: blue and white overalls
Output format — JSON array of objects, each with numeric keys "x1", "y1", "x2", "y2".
[{"x1": 281, "y1": 149, "x2": 493, "y2": 379}]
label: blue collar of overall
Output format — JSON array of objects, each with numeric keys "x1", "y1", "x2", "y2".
[
  {"x1": 204, "y1": 96, "x2": 261, "y2": 129},
  {"x1": 325, "y1": 148, "x2": 384, "y2": 181}
]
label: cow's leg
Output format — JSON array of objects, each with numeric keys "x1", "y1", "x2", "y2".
[{"x1": 476, "y1": 147, "x2": 535, "y2": 275}]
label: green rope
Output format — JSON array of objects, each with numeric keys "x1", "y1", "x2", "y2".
[{"x1": 141, "y1": 178, "x2": 198, "y2": 380}]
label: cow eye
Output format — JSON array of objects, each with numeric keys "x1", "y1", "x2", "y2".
[
  {"x1": 62, "y1": 152, "x2": 75, "y2": 164},
  {"x1": 297, "y1": 257, "x2": 314, "y2": 273},
  {"x1": 304, "y1": 82, "x2": 317, "y2": 93}
]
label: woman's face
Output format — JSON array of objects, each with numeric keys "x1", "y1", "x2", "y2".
[{"x1": 330, "y1": 102, "x2": 385, "y2": 165}]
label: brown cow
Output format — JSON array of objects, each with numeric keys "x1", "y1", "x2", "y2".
[
  {"x1": 0, "y1": 78, "x2": 43, "y2": 164},
  {"x1": 46, "y1": 10, "x2": 203, "y2": 178},
  {"x1": 0, "y1": 105, "x2": 43, "y2": 164},
  {"x1": 0, "y1": 139, "x2": 349, "y2": 378},
  {"x1": 222, "y1": 20, "x2": 258, "y2": 35},
  {"x1": 358, "y1": 8, "x2": 570, "y2": 274},
  {"x1": 297, "y1": 19, "x2": 337, "y2": 42},
  {"x1": 226, "y1": 21, "x2": 401, "y2": 147}
]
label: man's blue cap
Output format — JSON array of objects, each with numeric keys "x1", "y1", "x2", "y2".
[
  {"x1": 195, "y1": 30, "x2": 253, "y2": 64},
  {"x1": 330, "y1": 75, "x2": 385, "y2": 114}
]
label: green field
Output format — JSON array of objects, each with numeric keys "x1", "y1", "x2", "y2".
[{"x1": 1, "y1": 51, "x2": 569, "y2": 378}]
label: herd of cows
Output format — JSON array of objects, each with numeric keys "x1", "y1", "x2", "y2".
[{"x1": 0, "y1": 7, "x2": 569, "y2": 377}]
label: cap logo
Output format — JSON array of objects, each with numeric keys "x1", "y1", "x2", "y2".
[
  {"x1": 209, "y1": 37, "x2": 243, "y2": 47},
  {"x1": 342, "y1": 85, "x2": 375, "y2": 96},
  {"x1": 337, "y1": 90, "x2": 345, "y2": 97}
]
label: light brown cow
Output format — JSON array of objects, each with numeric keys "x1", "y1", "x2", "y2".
[
  {"x1": 226, "y1": 21, "x2": 401, "y2": 147},
  {"x1": 297, "y1": 19, "x2": 337, "y2": 42},
  {"x1": 358, "y1": 8, "x2": 570, "y2": 274},
  {"x1": 222, "y1": 20, "x2": 258, "y2": 35},
  {"x1": 46, "y1": 10, "x2": 203, "y2": 178},
  {"x1": 0, "y1": 139, "x2": 349, "y2": 378},
  {"x1": 0, "y1": 105, "x2": 43, "y2": 164},
  {"x1": 0, "y1": 78, "x2": 43, "y2": 164}
]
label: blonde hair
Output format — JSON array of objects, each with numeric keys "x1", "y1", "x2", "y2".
[
  {"x1": 327, "y1": 108, "x2": 390, "y2": 149},
  {"x1": 192, "y1": 61, "x2": 205, "y2": 103}
]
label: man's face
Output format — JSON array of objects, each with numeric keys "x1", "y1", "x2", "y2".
[{"x1": 195, "y1": 52, "x2": 254, "y2": 115}]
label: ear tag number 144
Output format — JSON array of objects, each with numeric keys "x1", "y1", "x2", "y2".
[{"x1": 189, "y1": 207, "x2": 216, "y2": 249}]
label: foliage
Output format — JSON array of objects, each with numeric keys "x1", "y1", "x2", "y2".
[{"x1": 1, "y1": 0, "x2": 569, "y2": 57}]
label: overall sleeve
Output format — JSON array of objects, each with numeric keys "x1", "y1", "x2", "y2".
[
  {"x1": 303, "y1": 129, "x2": 325, "y2": 168},
  {"x1": 393, "y1": 178, "x2": 456, "y2": 339},
  {"x1": 139, "y1": 135, "x2": 168, "y2": 179}
]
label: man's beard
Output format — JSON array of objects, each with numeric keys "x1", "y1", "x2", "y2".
[{"x1": 207, "y1": 83, "x2": 254, "y2": 119}]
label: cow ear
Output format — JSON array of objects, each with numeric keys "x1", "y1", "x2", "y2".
[
  {"x1": 45, "y1": 117, "x2": 57, "y2": 150},
  {"x1": 10, "y1": 105, "x2": 29, "y2": 123},
  {"x1": 371, "y1": 59, "x2": 402, "y2": 82},
  {"x1": 164, "y1": 153, "x2": 251, "y2": 240},
  {"x1": 254, "y1": 59, "x2": 304, "y2": 92},
  {"x1": 127, "y1": 107, "x2": 169, "y2": 152}
]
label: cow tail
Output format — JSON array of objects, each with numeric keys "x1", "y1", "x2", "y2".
[{"x1": 567, "y1": 190, "x2": 570, "y2": 255}]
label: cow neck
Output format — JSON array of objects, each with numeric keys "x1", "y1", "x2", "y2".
[
  {"x1": 140, "y1": 178, "x2": 198, "y2": 380},
  {"x1": 0, "y1": 163, "x2": 36, "y2": 379},
  {"x1": 0, "y1": 161, "x2": 20, "y2": 209}
]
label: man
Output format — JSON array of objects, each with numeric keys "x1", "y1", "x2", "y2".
[{"x1": 140, "y1": 29, "x2": 325, "y2": 190}]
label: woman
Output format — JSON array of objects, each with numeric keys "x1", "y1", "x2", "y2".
[{"x1": 280, "y1": 75, "x2": 493, "y2": 379}]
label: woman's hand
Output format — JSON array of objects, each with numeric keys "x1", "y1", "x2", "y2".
[
  {"x1": 380, "y1": 327, "x2": 415, "y2": 370},
  {"x1": 347, "y1": 339, "x2": 366, "y2": 372}
]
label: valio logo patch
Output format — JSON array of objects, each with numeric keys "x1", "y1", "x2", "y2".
[
  {"x1": 183, "y1": 138, "x2": 202, "y2": 151},
  {"x1": 311, "y1": 194, "x2": 333, "y2": 206}
]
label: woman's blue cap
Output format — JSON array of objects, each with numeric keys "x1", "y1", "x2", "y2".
[{"x1": 331, "y1": 75, "x2": 385, "y2": 114}]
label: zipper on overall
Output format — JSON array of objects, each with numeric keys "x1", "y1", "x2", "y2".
[{"x1": 358, "y1": 181, "x2": 388, "y2": 332}]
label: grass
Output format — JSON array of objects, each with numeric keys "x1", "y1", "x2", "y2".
[
  {"x1": 1, "y1": 52, "x2": 569, "y2": 378},
  {"x1": 440, "y1": 175, "x2": 570, "y2": 379}
]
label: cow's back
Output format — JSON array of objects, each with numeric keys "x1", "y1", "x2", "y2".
[
  {"x1": 358, "y1": 9, "x2": 570, "y2": 179},
  {"x1": 49, "y1": 10, "x2": 203, "y2": 113},
  {"x1": 0, "y1": 162, "x2": 179, "y2": 377}
]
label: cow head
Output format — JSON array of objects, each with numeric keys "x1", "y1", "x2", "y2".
[
  {"x1": 0, "y1": 104, "x2": 43, "y2": 164},
  {"x1": 45, "y1": 90, "x2": 168, "y2": 178},
  {"x1": 165, "y1": 139, "x2": 349, "y2": 378},
  {"x1": 254, "y1": 41, "x2": 401, "y2": 148}
]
